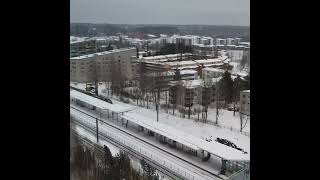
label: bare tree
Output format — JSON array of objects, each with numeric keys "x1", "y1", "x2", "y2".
[
  {"x1": 193, "y1": 104, "x2": 202, "y2": 121},
  {"x1": 240, "y1": 113, "x2": 249, "y2": 132},
  {"x1": 201, "y1": 80, "x2": 213, "y2": 123},
  {"x1": 176, "y1": 82, "x2": 186, "y2": 118}
]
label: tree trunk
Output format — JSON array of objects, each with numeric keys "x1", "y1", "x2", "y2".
[
  {"x1": 146, "y1": 95, "x2": 149, "y2": 109},
  {"x1": 136, "y1": 94, "x2": 139, "y2": 105},
  {"x1": 188, "y1": 106, "x2": 191, "y2": 119},
  {"x1": 240, "y1": 113, "x2": 243, "y2": 132}
]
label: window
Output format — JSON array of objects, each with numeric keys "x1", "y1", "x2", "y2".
[{"x1": 243, "y1": 95, "x2": 246, "y2": 98}]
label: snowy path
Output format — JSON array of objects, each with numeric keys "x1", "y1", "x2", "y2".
[{"x1": 70, "y1": 105, "x2": 226, "y2": 180}]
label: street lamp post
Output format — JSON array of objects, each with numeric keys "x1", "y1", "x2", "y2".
[{"x1": 96, "y1": 117, "x2": 99, "y2": 143}]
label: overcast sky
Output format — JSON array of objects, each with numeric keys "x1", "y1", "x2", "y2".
[{"x1": 71, "y1": 0, "x2": 250, "y2": 26}]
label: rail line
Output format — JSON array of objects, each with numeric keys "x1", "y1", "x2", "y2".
[
  {"x1": 71, "y1": 120, "x2": 183, "y2": 180},
  {"x1": 71, "y1": 105, "x2": 224, "y2": 180}
]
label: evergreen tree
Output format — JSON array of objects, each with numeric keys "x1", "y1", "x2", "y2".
[
  {"x1": 116, "y1": 151, "x2": 131, "y2": 179},
  {"x1": 140, "y1": 159, "x2": 156, "y2": 179},
  {"x1": 219, "y1": 71, "x2": 234, "y2": 104},
  {"x1": 103, "y1": 145, "x2": 114, "y2": 176}
]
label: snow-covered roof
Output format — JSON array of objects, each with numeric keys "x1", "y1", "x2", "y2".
[
  {"x1": 147, "y1": 34, "x2": 157, "y2": 38},
  {"x1": 121, "y1": 112, "x2": 200, "y2": 150},
  {"x1": 142, "y1": 53, "x2": 191, "y2": 61},
  {"x1": 203, "y1": 67, "x2": 224, "y2": 73},
  {"x1": 70, "y1": 47, "x2": 136, "y2": 60},
  {"x1": 180, "y1": 69, "x2": 197, "y2": 75},
  {"x1": 194, "y1": 59, "x2": 224, "y2": 64},
  {"x1": 70, "y1": 90, "x2": 136, "y2": 113},
  {"x1": 242, "y1": 90, "x2": 250, "y2": 93}
]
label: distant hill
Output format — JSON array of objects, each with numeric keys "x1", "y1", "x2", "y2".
[{"x1": 70, "y1": 23, "x2": 250, "y2": 40}]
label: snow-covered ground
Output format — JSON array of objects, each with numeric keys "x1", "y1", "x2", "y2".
[
  {"x1": 120, "y1": 104, "x2": 250, "y2": 155},
  {"x1": 70, "y1": 82, "x2": 250, "y2": 155}
]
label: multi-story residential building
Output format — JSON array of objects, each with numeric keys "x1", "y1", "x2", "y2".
[
  {"x1": 234, "y1": 38, "x2": 242, "y2": 45},
  {"x1": 240, "y1": 90, "x2": 250, "y2": 116},
  {"x1": 70, "y1": 47, "x2": 137, "y2": 83},
  {"x1": 200, "y1": 37, "x2": 214, "y2": 45},
  {"x1": 140, "y1": 53, "x2": 228, "y2": 74},
  {"x1": 239, "y1": 42, "x2": 250, "y2": 48},
  {"x1": 140, "y1": 53, "x2": 192, "y2": 62},
  {"x1": 70, "y1": 39, "x2": 97, "y2": 57},
  {"x1": 142, "y1": 69, "x2": 198, "y2": 91},
  {"x1": 203, "y1": 67, "x2": 224, "y2": 80},
  {"x1": 192, "y1": 44, "x2": 216, "y2": 57},
  {"x1": 227, "y1": 38, "x2": 235, "y2": 45},
  {"x1": 216, "y1": 38, "x2": 227, "y2": 46}
]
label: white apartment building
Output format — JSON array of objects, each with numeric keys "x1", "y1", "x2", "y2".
[
  {"x1": 227, "y1": 38, "x2": 235, "y2": 45},
  {"x1": 240, "y1": 90, "x2": 250, "y2": 116},
  {"x1": 192, "y1": 44, "x2": 216, "y2": 57},
  {"x1": 216, "y1": 38, "x2": 227, "y2": 45},
  {"x1": 70, "y1": 48, "x2": 137, "y2": 83},
  {"x1": 200, "y1": 37, "x2": 214, "y2": 45},
  {"x1": 234, "y1": 38, "x2": 242, "y2": 45},
  {"x1": 239, "y1": 42, "x2": 250, "y2": 47}
]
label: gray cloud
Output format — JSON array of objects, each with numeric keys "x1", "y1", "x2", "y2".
[{"x1": 71, "y1": 0, "x2": 250, "y2": 26}]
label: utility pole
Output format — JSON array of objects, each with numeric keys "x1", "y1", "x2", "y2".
[
  {"x1": 215, "y1": 78, "x2": 219, "y2": 125},
  {"x1": 157, "y1": 72, "x2": 160, "y2": 122},
  {"x1": 96, "y1": 118, "x2": 99, "y2": 142}
]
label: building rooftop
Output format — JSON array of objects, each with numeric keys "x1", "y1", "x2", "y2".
[
  {"x1": 204, "y1": 67, "x2": 224, "y2": 73},
  {"x1": 70, "y1": 47, "x2": 136, "y2": 60}
]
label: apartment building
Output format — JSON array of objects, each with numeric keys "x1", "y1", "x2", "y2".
[
  {"x1": 70, "y1": 39, "x2": 97, "y2": 57},
  {"x1": 70, "y1": 48, "x2": 137, "y2": 83},
  {"x1": 240, "y1": 90, "x2": 250, "y2": 116},
  {"x1": 216, "y1": 38, "x2": 227, "y2": 45},
  {"x1": 192, "y1": 44, "x2": 216, "y2": 57}
]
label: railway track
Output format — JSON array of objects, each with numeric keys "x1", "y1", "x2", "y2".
[
  {"x1": 71, "y1": 119, "x2": 183, "y2": 180},
  {"x1": 70, "y1": 105, "x2": 225, "y2": 180}
]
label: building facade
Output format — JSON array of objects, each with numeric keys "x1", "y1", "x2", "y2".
[
  {"x1": 70, "y1": 39, "x2": 97, "y2": 57},
  {"x1": 70, "y1": 48, "x2": 137, "y2": 83},
  {"x1": 240, "y1": 90, "x2": 250, "y2": 116}
]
